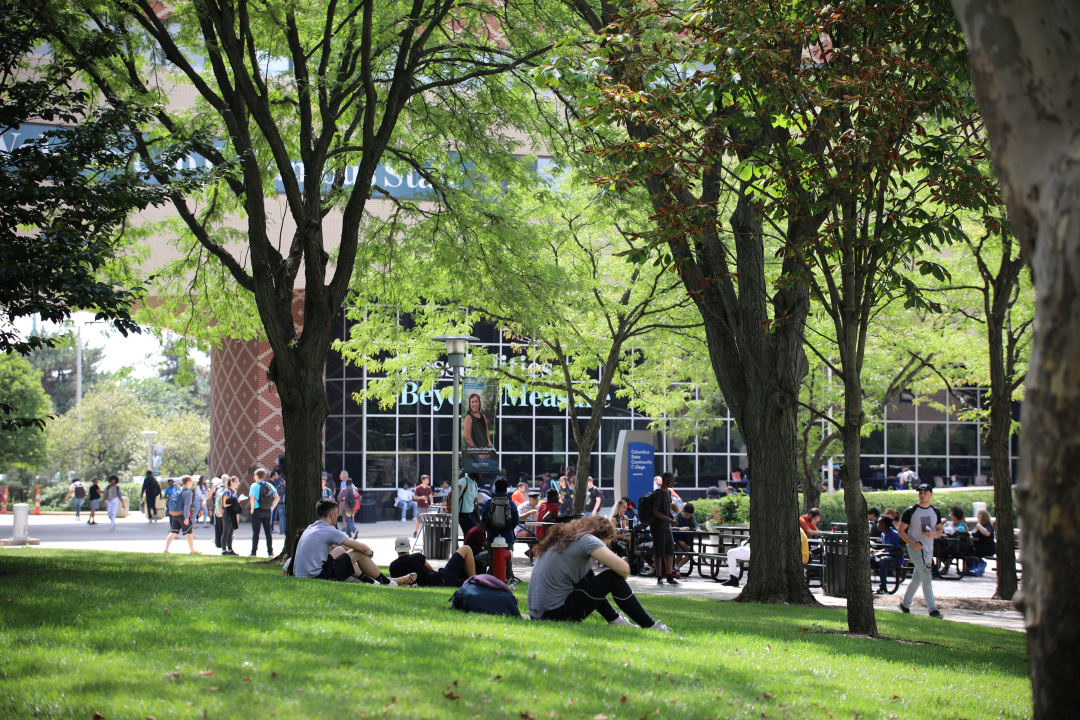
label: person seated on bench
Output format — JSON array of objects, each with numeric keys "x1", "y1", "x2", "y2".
[
  {"x1": 870, "y1": 515, "x2": 904, "y2": 594},
  {"x1": 516, "y1": 492, "x2": 540, "y2": 536},
  {"x1": 389, "y1": 535, "x2": 477, "y2": 587},
  {"x1": 971, "y1": 509, "x2": 995, "y2": 556},
  {"x1": 673, "y1": 502, "x2": 697, "y2": 573},
  {"x1": 534, "y1": 489, "x2": 562, "y2": 540},
  {"x1": 527, "y1": 516, "x2": 671, "y2": 632},
  {"x1": 285, "y1": 500, "x2": 415, "y2": 586},
  {"x1": 722, "y1": 537, "x2": 750, "y2": 587}
]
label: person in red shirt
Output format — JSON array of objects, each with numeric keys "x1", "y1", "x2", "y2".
[
  {"x1": 800, "y1": 508, "x2": 822, "y2": 538},
  {"x1": 412, "y1": 475, "x2": 434, "y2": 539},
  {"x1": 534, "y1": 489, "x2": 562, "y2": 540},
  {"x1": 511, "y1": 482, "x2": 527, "y2": 505}
]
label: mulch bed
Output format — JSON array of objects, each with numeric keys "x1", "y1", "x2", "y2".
[{"x1": 874, "y1": 595, "x2": 1020, "y2": 613}]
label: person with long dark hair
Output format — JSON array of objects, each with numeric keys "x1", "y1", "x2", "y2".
[
  {"x1": 463, "y1": 393, "x2": 492, "y2": 460},
  {"x1": 526, "y1": 516, "x2": 671, "y2": 631}
]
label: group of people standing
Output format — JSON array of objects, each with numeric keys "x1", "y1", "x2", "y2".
[{"x1": 64, "y1": 476, "x2": 124, "y2": 529}]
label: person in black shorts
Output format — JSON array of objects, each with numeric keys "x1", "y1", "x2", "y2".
[
  {"x1": 164, "y1": 476, "x2": 201, "y2": 554},
  {"x1": 389, "y1": 536, "x2": 477, "y2": 587}
]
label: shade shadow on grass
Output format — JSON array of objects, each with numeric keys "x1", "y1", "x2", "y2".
[{"x1": 0, "y1": 550, "x2": 1031, "y2": 720}]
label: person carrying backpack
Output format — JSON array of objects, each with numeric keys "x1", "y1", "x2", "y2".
[
  {"x1": 481, "y1": 478, "x2": 520, "y2": 581},
  {"x1": 336, "y1": 471, "x2": 360, "y2": 539},
  {"x1": 164, "y1": 475, "x2": 201, "y2": 554},
  {"x1": 249, "y1": 467, "x2": 279, "y2": 557},
  {"x1": 64, "y1": 478, "x2": 86, "y2": 521}
]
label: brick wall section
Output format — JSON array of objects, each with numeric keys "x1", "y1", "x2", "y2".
[{"x1": 209, "y1": 291, "x2": 307, "y2": 485}]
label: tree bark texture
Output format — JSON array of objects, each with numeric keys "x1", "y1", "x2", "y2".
[
  {"x1": 839, "y1": 373, "x2": 877, "y2": 636},
  {"x1": 952, "y1": 0, "x2": 1080, "y2": 713}
]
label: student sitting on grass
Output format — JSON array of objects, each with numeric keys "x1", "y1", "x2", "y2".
[
  {"x1": 284, "y1": 500, "x2": 416, "y2": 586},
  {"x1": 526, "y1": 516, "x2": 671, "y2": 632},
  {"x1": 389, "y1": 536, "x2": 478, "y2": 587}
]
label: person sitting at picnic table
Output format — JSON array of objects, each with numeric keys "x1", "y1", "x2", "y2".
[
  {"x1": 799, "y1": 508, "x2": 822, "y2": 538},
  {"x1": 971, "y1": 509, "x2": 995, "y2": 557},
  {"x1": 284, "y1": 499, "x2": 415, "y2": 586},
  {"x1": 722, "y1": 536, "x2": 751, "y2": 587},
  {"x1": 533, "y1": 489, "x2": 562, "y2": 540},
  {"x1": 673, "y1": 502, "x2": 698, "y2": 573},
  {"x1": 526, "y1": 516, "x2": 671, "y2": 632},
  {"x1": 870, "y1": 515, "x2": 905, "y2": 594},
  {"x1": 511, "y1": 482, "x2": 528, "y2": 505}
]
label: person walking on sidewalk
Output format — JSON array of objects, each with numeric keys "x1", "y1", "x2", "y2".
[
  {"x1": 164, "y1": 475, "x2": 202, "y2": 554},
  {"x1": 337, "y1": 472, "x2": 360, "y2": 538},
  {"x1": 897, "y1": 483, "x2": 945, "y2": 618},
  {"x1": 140, "y1": 471, "x2": 161, "y2": 522},
  {"x1": 64, "y1": 478, "x2": 86, "y2": 521},
  {"x1": 103, "y1": 476, "x2": 124, "y2": 530},
  {"x1": 87, "y1": 477, "x2": 101, "y2": 525},
  {"x1": 249, "y1": 468, "x2": 279, "y2": 557}
]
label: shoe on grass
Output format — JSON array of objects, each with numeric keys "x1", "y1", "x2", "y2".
[
  {"x1": 648, "y1": 621, "x2": 672, "y2": 633},
  {"x1": 608, "y1": 614, "x2": 635, "y2": 627},
  {"x1": 899, "y1": 603, "x2": 911, "y2": 613},
  {"x1": 928, "y1": 610, "x2": 943, "y2": 619}
]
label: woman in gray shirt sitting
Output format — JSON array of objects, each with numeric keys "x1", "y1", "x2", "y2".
[{"x1": 526, "y1": 516, "x2": 671, "y2": 632}]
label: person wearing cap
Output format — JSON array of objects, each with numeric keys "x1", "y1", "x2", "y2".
[
  {"x1": 285, "y1": 500, "x2": 415, "y2": 585},
  {"x1": 389, "y1": 535, "x2": 477, "y2": 587},
  {"x1": 897, "y1": 483, "x2": 945, "y2": 618}
]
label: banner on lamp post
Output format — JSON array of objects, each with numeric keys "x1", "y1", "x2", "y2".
[{"x1": 461, "y1": 377, "x2": 499, "y2": 473}]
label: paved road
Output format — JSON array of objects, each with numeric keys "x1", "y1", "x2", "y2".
[{"x1": 2, "y1": 511, "x2": 1025, "y2": 633}]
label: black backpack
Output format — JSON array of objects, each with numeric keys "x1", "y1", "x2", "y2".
[
  {"x1": 257, "y1": 481, "x2": 276, "y2": 509},
  {"x1": 74, "y1": 484, "x2": 86, "y2": 499},
  {"x1": 487, "y1": 496, "x2": 512, "y2": 532},
  {"x1": 637, "y1": 491, "x2": 656, "y2": 525}
]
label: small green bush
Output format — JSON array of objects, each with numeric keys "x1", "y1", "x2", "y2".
[
  {"x1": 691, "y1": 495, "x2": 750, "y2": 525},
  {"x1": 688, "y1": 490, "x2": 1006, "y2": 528}
]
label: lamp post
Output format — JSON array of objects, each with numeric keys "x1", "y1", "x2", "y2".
[
  {"x1": 142, "y1": 431, "x2": 159, "y2": 474},
  {"x1": 432, "y1": 334, "x2": 478, "y2": 551}
]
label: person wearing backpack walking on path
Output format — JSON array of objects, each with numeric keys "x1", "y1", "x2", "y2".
[
  {"x1": 337, "y1": 472, "x2": 360, "y2": 538},
  {"x1": 249, "y1": 467, "x2": 279, "y2": 557},
  {"x1": 64, "y1": 478, "x2": 86, "y2": 521},
  {"x1": 164, "y1": 475, "x2": 202, "y2": 554},
  {"x1": 481, "y1": 478, "x2": 520, "y2": 581},
  {"x1": 86, "y1": 477, "x2": 101, "y2": 525},
  {"x1": 139, "y1": 471, "x2": 161, "y2": 522},
  {"x1": 897, "y1": 483, "x2": 945, "y2": 618},
  {"x1": 527, "y1": 516, "x2": 671, "y2": 632}
]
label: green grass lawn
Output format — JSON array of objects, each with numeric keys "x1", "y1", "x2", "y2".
[{"x1": 0, "y1": 550, "x2": 1030, "y2": 720}]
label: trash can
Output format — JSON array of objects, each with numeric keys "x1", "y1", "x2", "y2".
[
  {"x1": 358, "y1": 498, "x2": 377, "y2": 524},
  {"x1": 822, "y1": 533, "x2": 849, "y2": 597},
  {"x1": 422, "y1": 512, "x2": 451, "y2": 560}
]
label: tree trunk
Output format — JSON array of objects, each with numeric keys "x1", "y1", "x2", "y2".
[
  {"x1": 984, "y1": 325, "x2": 1018, "y2": 600},
  {"x1": 276, "y1": 356, "x2": 331, "y2": 559},
  {"x1": 951, "y1": 1, "x2": 1080, "y2": 715},
  {"x1": 734, "y1": 394, "x2": 817, "y2": 604},
  {"x1": 839, "y1": 375, "x2": 878, "y2": 636}
]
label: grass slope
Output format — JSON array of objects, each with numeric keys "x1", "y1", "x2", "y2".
[{"x1": 0, "y1": 551, "x2": 1029, "y2": 720}]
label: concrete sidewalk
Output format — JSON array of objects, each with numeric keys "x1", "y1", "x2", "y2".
[{"x1": 2, "y1": 511, "x2": 1025, "y2": 633}]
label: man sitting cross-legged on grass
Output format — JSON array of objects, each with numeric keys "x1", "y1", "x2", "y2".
[
  {"x1": 389, "y1": 536, "x2": 478, "y2": 587},
  {"x1": 284, "y1": 500, "x2": 415, "y2": 586},
  {"x1": 527, "y1": 516, "x2": 671, "y2": 632}
]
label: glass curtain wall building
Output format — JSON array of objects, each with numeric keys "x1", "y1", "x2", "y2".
[{"x1": 322, "y1": 311, "x2": 1018, "y2": 493}]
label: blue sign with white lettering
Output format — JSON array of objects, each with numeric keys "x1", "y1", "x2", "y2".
[{"x1": 628, "y1": 441, "x2": 655, "y2": 501}]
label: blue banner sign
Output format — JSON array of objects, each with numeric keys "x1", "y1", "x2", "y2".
[{"x1": 628, "y1": 441, "x2": 655, "y2": 501}]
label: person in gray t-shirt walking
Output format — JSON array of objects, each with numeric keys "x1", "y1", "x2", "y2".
[{"x1": 897, "y1": 483, "x2": 944, "y2": 617}]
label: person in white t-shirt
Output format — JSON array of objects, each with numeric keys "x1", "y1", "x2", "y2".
[
  {"x1": 897, "y1": 483, "x2": 945, "y2": 618},
  {"x1": 396, "y1": 482, "x2": 417, "y2": 523}
]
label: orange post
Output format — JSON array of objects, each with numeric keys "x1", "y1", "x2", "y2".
[
  {"x1": 0, "y1": 485, "x2": 7, "y2": 514},
  {"x1": 33, "y1": 485, "x2": 40, "y2": 515}
]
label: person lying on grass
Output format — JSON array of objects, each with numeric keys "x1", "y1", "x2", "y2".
[
  {"x1": 526, "y1": 515, "x2": 671, "y2": 632},
  {"x1": 389, "y1": 535, "x2": 478, "y2": 587},
  {"x1": 283, "y1": 499, "x2": 416, "y2": 586}
]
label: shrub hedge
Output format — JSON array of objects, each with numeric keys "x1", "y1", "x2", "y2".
[{"x1": 689, "y1": 489, "x2": 1007, "y2": 527}]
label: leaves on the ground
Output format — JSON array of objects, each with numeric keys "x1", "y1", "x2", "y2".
[
  {"x1": 443, "y1": 687, "x2": 460, "y2": 700},
  {"x1": 199, "y1": 670, "x2": 213, "y2": 677},
  {"x1": 520, "y1": 713, "x2": 535, "y2": 720},
  {"x1": 621, "y1": 695, "x2": 628, "y2": 704}
]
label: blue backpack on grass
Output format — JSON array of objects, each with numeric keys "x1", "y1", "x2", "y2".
[{"x1": 449, "y1": 575, "x2": 520, "y2": 617}]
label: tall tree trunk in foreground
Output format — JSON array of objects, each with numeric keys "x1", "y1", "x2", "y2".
[{"x1": 952, "y1": 1, "x2": 1080, "y2": 714}]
